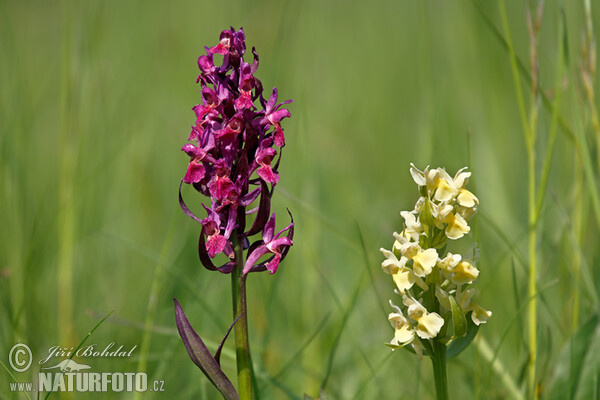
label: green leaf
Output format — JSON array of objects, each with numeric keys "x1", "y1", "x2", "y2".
[
  {"x1": 450, "y1": 295, "x2": 467, "y2": 339},
  {"x1": 549, "y1": 314, "x2": 600, "y2": 400},
  {"x1": 447, "y1": 313, "x2": 479, "y2": 359},
  {"x1": 174, "y1": 299, "x2": 239, "y2": 400}
]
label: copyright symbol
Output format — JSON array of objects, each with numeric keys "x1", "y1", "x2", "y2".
[{"x1": 9, "y1": 343, "x2": 32, "y2": 372}]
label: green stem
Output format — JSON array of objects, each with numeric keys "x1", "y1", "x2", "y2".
[
  {"x1": 231, "y1": 231, "x2": 253, "y2": 400},
  {"x1": 527, "y1": 147, "x2": 538, "y2": 399},
  {"x1": 431, "y1": 340, "x2": 449, "y2": 400}
]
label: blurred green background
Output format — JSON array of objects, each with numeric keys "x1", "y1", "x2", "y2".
[{"x1": 2, "y1": 0, "x2": 600, "y2": 399}]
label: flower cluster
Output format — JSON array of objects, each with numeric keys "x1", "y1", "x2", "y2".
[
  {"x1": 179, "y1": 27, "x2": 293, "y2": 275},
  {"x1": 380, "y1": 164, "x2": 491, "y2": 357}
]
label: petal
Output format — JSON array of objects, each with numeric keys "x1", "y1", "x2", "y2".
[
  {"x1": 392, "y1": 324, "x2": 415, "y2": 346},
  {"x1": 471, "y1": 303, "x2": 492, "y2": 325},
  {"x1": 257, "y1": 165, "x2": 279, "y2": 184},
  {"x1": 262, "y1": 213, "x2": 276, "y2": 243},
  {"x1": 270, "y1": 108, "x2": 291, "y2": 124},
  {"x1": 409, "y1": 163, "x2": 427, "y2": 186},
  {"x1": 265, "y1": 253, "x2": 282, "y2": 274},
  {"x1": 412, "y1": 248, "x2": 438, "y2": 277},
  {"x1": 453, "y1": 168, "x2": 471, "y2": 188},
  {"x1": 206, "y1": 234, "x2": 227, "y2": 258},
  {"x1": 451, "y1": 260, "x2": 480, "y2": 285},
  {"x1": 184, "y1": 162, "x2": 206, "y2": 184},
  {"x1": 416, "y1": 311, "x2": 444, "y2": 339},
  {"x1": 392, "y1": 269, "x2": 415, "y2": 293},
  {"x1": 265, "y1": 87, "x2": 279, "y2": 113},
  {"x1": 243, "y1": 244, "x2": 270, "y2": 274},
  {"x1": 445, "y1": 213, "x2": 470, "y2": 240},
  {"x1": 457, "y1": 189, "x2": 479, "y2": 208},
  {"x1": 434, "y1": 178, "x2": 458, "y2": 202},
  {"x1": 273, "y1": 125, "x2": 285, "y2": 147}
]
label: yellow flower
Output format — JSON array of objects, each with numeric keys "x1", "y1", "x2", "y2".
[
  {"x1": 400, "y1": 211, "x2": 422, "y2": 241},
  {"x1": 409, "y1": 163, "x2": 439, "y2": 191},
  {"x1": 388, "y1": 310, "x2": 415, "y2": 346},
  {"x1": 398, "y1": 242, "x2": 438, "y2": 277},
  {"x1": 444, "y1": 212, "x2": 470, "y2": 240},
  {"x1": 403, "y1": 295, "x2": 445, "y2": 339},
  {"x1": 451, "y1": 260, "x2": 479, "y2": 285},
  {"x1": 455, "y1": 288, "x2": 492, "y2": 326},
  {"x1": 470, "y1": 302, "x2": 492, "y2": 325},
  {"x1": 433, "y1": 169, "x2": 459, "y2": 202},
  {"x1": 380, "y1": 248, "x2": 416, "y2": 293}
]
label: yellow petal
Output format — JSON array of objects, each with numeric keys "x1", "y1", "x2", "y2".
[
  {"x1": 434, "y1": 178, "x2": 458, "y2": 202},
  {"x1": 452, "y1": 260, "x2": 479, "y2": 284},
  {"x1": 412, "y1": 248, "x2": 438, "y2": 277},
  {"x1": 453, "y1": 168, "x2": 471, "y2": 188},
  {"x1": 392, "y1": 324, "x2": 415, "y2": 345},
  {"x1": 470, "y1": 303, "x2": 492, "y2": 325},
  {"x1": 457, "y1": 188, "x2": 479, "y2": 208},
  {"x1": 416, "y1": 311, "x2": 444, "y2": 339},
  {"x1": 393, "y1": 268, "x2": 415, "y2": 292},
  {"x1": 445, "y1": 213, "x2": 470, "y2": 240}
]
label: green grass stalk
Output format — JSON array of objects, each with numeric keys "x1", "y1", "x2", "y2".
[
  {"x1": 498, "y1": 0, "x2": 539, "y2": 396},
  {"x1": 231, "y1": 231, "x2": 253, "y2": 400},
  {"x1": 57, "y1": 0, "x2": 76, "y2": 349},
  {"x1": 133, "y1": 218, "x2": 175, "y2": 400}
]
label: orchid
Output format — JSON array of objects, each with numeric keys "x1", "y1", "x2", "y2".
[
  {"x1": 380, "y1": 164, "x2": 490, "y2": 400},
  {"x1": 174, "y1": 27, "x2": 294, "y2": 400},
  {"x1": 178, "y1": 27, "x2": 293, "y2": 275}
]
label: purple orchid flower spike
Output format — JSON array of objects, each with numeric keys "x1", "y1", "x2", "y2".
[
  {"x1": 179, "y1": 26, "x2": 293, "y2": 275},
  {"x1": 176, "y1": 26, "x2": 294, "y2": 400}
]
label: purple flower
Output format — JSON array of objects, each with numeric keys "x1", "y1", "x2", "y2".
[
  {"x1": 261, "y1": 88, "x2": 292, "y2": 147},
  {"x1": 243, "y1": 213, "x2": 294, "y2": 274},
  {"x1": 178, "y1": 27, "x2": 294, "y2": 276}
]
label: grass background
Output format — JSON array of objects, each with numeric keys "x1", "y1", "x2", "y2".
[{"x1": 1, "y1": 0, "x2": 600, "y2": 399}]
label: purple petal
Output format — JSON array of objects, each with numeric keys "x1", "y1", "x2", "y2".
[
  {"x1": 265, "y1": 254, "x2": 282, "y2": 274},
  {"x1": 265, "y1": 88, "x2": 278, "y2": 113},
  {"x1": 273, "y1": 126, "x2": 285, "y2": 148},
  {"x1": 206, "y1": 234, "x2": 227, "y2": 258},
  {"x1": 243, "y1": 244, "x2": 269, "y2": 274},
  {"x1": 173, "y1": 299, "x2": 239, "y2": 400},
  {"x1": 262, "y1": 213, "x2": 276, "y2": 243},
  {"x1": 184, "y1": 162, "x2": 205, "y2": 184},
  {"x1": 269, "y1": 108, "x2": 291, "y2": 123},
  {"x1": 257, "y1": 165, "x2": 279, "y2": 184}
]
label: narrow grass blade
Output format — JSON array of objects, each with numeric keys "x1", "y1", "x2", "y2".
[
  {"x1": 356, "y1": 223, "x2": 387, "y2": 318},
  {"x1": 321, "y1": 271, "x2": 365, "y2": 389},
  {"x1": 44, "y1": 309, "x2": 115, "y2": 399},
  {"x1": 273, "y1": 313, "x2": 330, "y2": 380},
  {"x1": 549, "y1": 314, "x2": 600, "y2": 400},
  {"x1": 0, "y1": 360, "x2": 33, "y2": 400}
]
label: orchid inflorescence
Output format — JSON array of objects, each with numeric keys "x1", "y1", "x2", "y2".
[
  {"x1": 179, "y1": 26, "x2": 294, "y2": 275},
  {"x1": 174, "y1": 28, "x2": 295, "y2": 400},
  {"x1": 380, "y1": 164, "x2": 491, "y2": 358}
]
